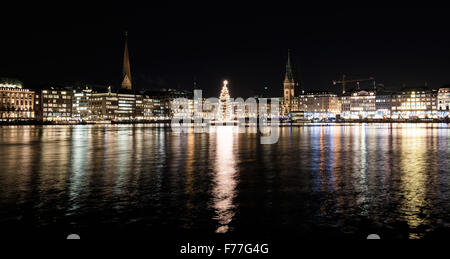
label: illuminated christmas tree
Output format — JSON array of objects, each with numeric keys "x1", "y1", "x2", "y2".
[{"x1": 219, "y1": 80, "x2": 232, "y2": 122}]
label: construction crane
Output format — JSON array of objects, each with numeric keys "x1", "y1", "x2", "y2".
[{"x1": 333, "y1": 74, "x2": 375, "y2": 95}]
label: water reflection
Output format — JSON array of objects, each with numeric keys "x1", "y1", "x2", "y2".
[
  {"x1": 68, "y1": 127, "x2": 90, "y2": 214},
  {"x1": 211, "y1": 126, "x2": 238, "y2": 233},
  {"x1": 0, "y1": 124, "x2": 450, "y2": 239},
  {"x1": 397, "y1": 126, "x2": 430, "y2": 239}
]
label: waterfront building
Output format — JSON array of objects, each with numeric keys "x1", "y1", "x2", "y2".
[
  {"x1": 283, "y1": 49, "x2": 296, "y2": 115},
  {"x1": 72, "y1": 86, "x2": 92, "y2": 121},
  {"x1": 390, "y1": 88, "x2": 438, "y2": 119},
  {"x1": 147, "y1": 89, "x2": 193, "y2": 119},
  {"x1": 438, "y1": 88, "x2": 450, "y2": 117},
  {"x1": 375, "y1": 92, "x2": 392, "y2": 118},
  {"x1": 192, "y1": 97, "x2": 209, "y2": 121},
  {"x1": 340, "y1": 90, "x2": 376, "y2": 119},
  {"x1": 135, "y1": 95, "x2": 144, "y2": 120},
  {"x1": 35, "y1": 87, "x2": 72, "y2": 121},
  {"x1": 0, "y1": 79, "x2": 35, "y2": 121},
  {"x1": 87, "y1": 86, "x2": 170, "y2": 122},
  {"x1": 171, "y1": 98, "x2": 195, "y2": 121},
  {"x1": 275, "y1": 97, "x2": 284, "y2": 117},
  {"x1": 116, "y1": 90, "x2": 137, "y2": 120},
  {"x1": 341, "y1": 95, "x2": 351, "y2": 115},
  {"x1": 143, "y1": 96, "x2": 165, "y2": 120},
  {"x1": 255, "y1": 97, "x2": 281, "y2": 119},
  {"x1": 351, "y1": 90, "x2": 376, "y2": 119},
  {"x1": 89, "y1": 88, "x2": 119, "y2": 120},
  {"x1": 298, "y1": 91, "x2": 341, "y2": 118},
  {"x1": 291, "y1": 96, "x2": 299, "y2": 112}
]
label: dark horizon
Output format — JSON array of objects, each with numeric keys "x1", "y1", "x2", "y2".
[{"x1": 2, "y1": 5, "x2": 450, "y2": 97}]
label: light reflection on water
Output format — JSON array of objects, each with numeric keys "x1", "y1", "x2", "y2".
[
  {"x1": 0, "y1": 124, "x2": 449, "y2": 239},
  {"x1": 211, "y1": 126, "x2": 237, "y2": 233}
]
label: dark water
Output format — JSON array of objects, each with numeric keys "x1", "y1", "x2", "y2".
[{"x1": 0, "y1": 124, "x2": 449, "y2": 240}]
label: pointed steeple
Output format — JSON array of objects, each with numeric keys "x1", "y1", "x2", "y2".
[
  {"x1": 284, "y1": 49, "x2": 294, "y2": 84},
  {"x1": 283, "y1": 49, "x2": 296, "y2": 115},
  {"x1": 121, "y1": 31, "x2": 132, "y2": 90},
  {"x1": 193, "y1": 77, "x2": 198, "y2": 90}
]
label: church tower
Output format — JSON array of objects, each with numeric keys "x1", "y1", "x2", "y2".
[
  {"x1": 121, "y1": 32, "x2": 132, "y2": 90},
  {"x1": 283, "y1": 49, "x2": 295, "y2": 114}
]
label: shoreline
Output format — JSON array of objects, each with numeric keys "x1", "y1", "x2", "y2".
[
  {"x1": 0, "y1": 119, "x2": 449, "y2": 126},
  {"x1": 0, "y1": 120, "x2": 171, "y2": 126}
]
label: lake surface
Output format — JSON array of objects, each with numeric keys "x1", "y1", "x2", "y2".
[{"x1": 0, "y1": 124, "x2": 449, "y2": 239}]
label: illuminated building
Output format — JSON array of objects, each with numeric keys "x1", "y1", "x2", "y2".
[
  {"x1": 0, "y1": 79, "x2": 35, "y2": 121},
  {"x1": 256, "y1": 97, "x2": 282, "y2": 119},
  {"x1": 283, "y1": 49, "x2": 296, "y2": 115},
  {"x1": 147, "y1": 89, "x2": 193, "y2": 119},
  {"x1": 291, "y1": 96, "x2": 299, "y2": 112},
  {"x1": 340, "y1": 90, "x2": 376, "y2": 119},
  {"x1": 375, "y1": 92, "x2": 392, "y2": 118},
  {"x1": 134, "y1": 95, "x2": 144, "y2": 120},
  {"x1": 143, "y1": 96, "x2": 164, "y2": 120},
  {"x1": 171, "y1": 98, "x2": 194, "y2": 121},
  {"x1": 72, "y1": 87, "x2": 92, "y2": 121},
  {"x1": 298, "y1": 92, "x2": 341, "y2": 118},
  {"x1": 76, "y1": 86, "x2": 168, "y2": 122},
  {"x1": 391, "y1": 89, "x2": 438, "y2": 119},
  {"x1": 438, "y1": 88, "x2": 450, "y2": 114},
  {"x1": 116, "y1": 91, "x2": 137, "y2": 120},
  {"x1": 341, "y1": 95, "x2": 351, "y2": 115},
  {"x1": 35, "y1": 87, "x2": 72, "y2": 121},
  {"x1": 89, "y1": 88, "x2": 119, "y2": 120}
]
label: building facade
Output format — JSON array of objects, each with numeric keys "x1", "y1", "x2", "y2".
[
  {"x1": 72, "y1": 87, "x2": 92, "y2": 121},
  {"x1": 147, "y1": 89, "x2": 193, "y2": 120},
  {"x1": 0, "y1": 81, "x2": 35, "y2": 121},
  {"x1": 88, "y1": 89, "x2": 177, "y2": 121},
  {"x1": 135, "y1": 95, "x2": 144, "y2": 120},
  {"x1": 35, "y1": 87, "x2": 72, "y2": 121},
  {"x1": 143, "y1": 96, "x2": 164, "y2": 120},
  {"x1": 391, "y1": 89, "x2": 438, "y2": 119},
  {"x1": 438, "y1": 88, "x2": 450, "y2": 113},
  {"x1": 375, "y1": 93, "x2": 392, "y2": 118},
  {"x1": 298, "y1": 92, "x2": 341, "y2": 117},
  {"x1": 341, "y1": 90, "x2": 376, "y2": 119},
  {"x1": 89, "y1": 90, "x2": 119, "y2": 120},
  {"x1": 341, "y1": 96, "x2": 351, "y2": 115},
  {"x1": 117, "y1": 92, "x2": 137, "y2": 120}
]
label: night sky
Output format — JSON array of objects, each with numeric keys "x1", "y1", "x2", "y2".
[{"x1": 2, "y1": 4, "x2": 450, "y2": 97}]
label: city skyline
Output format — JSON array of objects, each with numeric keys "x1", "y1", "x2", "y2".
[
  {"x1": 2, "y1": 33, "x2": 450, "y2": 124},
  {"x1": 2, "y1": 6, "x2": 450, "y2": 98},
  {"x1": 3, "y1": 4, "x2": 450, "y2": 245}
]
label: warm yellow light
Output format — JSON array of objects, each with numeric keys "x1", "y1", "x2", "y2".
[
  {"x1": 223, "y1": 80, "x2": 229, "y2": 86},
  {"x1": 0, "y1": 83, "x2": 22, "y2": 89}
]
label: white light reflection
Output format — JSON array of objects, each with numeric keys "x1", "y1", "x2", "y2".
[
  {"x1": 68, "y1": 126, "x2": 90, "y2": 213},
  {"x1": 212, "y1": 126, "x2": 238, "y2": 234}
]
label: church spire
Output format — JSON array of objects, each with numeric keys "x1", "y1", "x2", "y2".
[
  {"x1": 284, "y1": 49, "x2": 294, "y2": 83},
  {"x1": 121, "y1": 31, "x2": 132, "y2": 90},
  {"x1": 283, "y1": 49, "x2": 296, "y2": 115}
]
